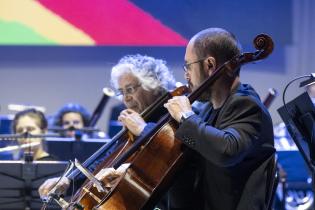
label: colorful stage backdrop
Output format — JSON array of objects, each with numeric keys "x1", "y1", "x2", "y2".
[{"x1": 0, "y1": 0, "x2": 292, "y2": 72}]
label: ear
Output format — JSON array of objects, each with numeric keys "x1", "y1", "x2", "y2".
[{"x1": 204, "y1": 57, "x2": 216, "y2": 76}]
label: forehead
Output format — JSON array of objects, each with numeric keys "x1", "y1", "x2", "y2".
[
  {"x1": 117, "y1": 72, "x2": 139, "y2": 88},
  {"x1": 62, "y1": 112, "x2": 82, "y2": 120},
  {"x1": 185, "y1": 40, "x2": 197, "y2": 61},
  {"x1": 16, "y1": 115, "x2": 38, "y2": 128}
]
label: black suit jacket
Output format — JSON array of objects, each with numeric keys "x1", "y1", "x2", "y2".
[{"x1": 174, "y1": 83, "x2": 275, "y2": 210}]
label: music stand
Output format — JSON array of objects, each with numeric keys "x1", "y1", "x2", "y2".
[
  {"x1": 278, "y1": 92, "x2": 315, "y2": 208},
  {"x1": 43, "y1": 137, "x2": 110, "y2": 162},
  {"x1": 0, "y1": 160, "x2": 68, "y2": 210}
]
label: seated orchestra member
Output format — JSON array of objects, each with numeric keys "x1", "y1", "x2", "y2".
[
  {"x1": 161, "y1": 28, "x2": 275, "y2": 210},
  {"x1": 38, "y1": 54, "x2": 176, "y2": 200},
  {"x1": 52, "y1": 103, "x2": 91, "y2": 138},
  {"x1": 12, "y1": 108, "x2": 55, "y2": 161}
]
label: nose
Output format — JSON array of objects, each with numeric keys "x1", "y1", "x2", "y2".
[
  {"x1": 68, "y1": 121, "x2": 75, "y2": 126},
  {"x1": 185, "y1": 71, "x2": 190, "y2": 81},
  {"x1": 123, "y1": 93, "x2": 132, "y2": 103},
  {"x1": 22, "y1": 128, "x2": 30, "y2": 133}
]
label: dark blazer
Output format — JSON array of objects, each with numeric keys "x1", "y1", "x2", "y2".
[{"x1": 174, "y1": 83, "x2": 275, "y2": 210}]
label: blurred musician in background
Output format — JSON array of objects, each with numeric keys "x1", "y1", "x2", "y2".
[
  {"x1": 52, "y1": 103, "x2": 91, "y2": 138},
  {"x1": 39, "y1": 54, "x2": 176, "y2": 200},
  {"x1": 305, "y1": 81, "x2": 315, "y2": 105},
  {"x1": 12, "y1": 108, "x2": 55, "y2": 161}
]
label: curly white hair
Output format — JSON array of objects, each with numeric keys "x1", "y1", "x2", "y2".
[{"x1": 110, "y1": 54, "x2": 176, "y2": 95}]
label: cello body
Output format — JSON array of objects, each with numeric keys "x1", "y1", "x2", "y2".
[{"x1": 72, "y1": 122, "x2": 188, "y2": 210}]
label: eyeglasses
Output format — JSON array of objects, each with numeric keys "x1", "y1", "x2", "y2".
[
  {"x1": 116, "y1": 84, "x2": 141, "y2": 96},
  {"x1": 183, "y1": 58, "x2": 207, "y2": 73}
]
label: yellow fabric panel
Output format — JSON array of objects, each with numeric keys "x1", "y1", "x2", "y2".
[{"x1": 0, "y1": 0, "x2": 95, "y2": 45}]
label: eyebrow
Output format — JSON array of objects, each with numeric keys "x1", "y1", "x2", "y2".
[{"x1": 119, "y1": 83, "x2": 137, "y2": 89}]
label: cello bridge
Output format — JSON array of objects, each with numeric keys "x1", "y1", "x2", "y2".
[{"x1": 82, "y1": 187, "x2": 102, "y2": 203}]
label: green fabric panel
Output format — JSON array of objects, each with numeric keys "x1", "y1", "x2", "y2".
[{"x1": 0, "y1": 20, "x2": 57, "y2": 45}]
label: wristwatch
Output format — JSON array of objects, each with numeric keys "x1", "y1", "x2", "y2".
[{"x1": 180, "y1": 111, "x2": 195, "y2": 124}]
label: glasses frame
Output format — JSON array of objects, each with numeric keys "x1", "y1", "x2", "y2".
[
  {"x1": 183, "y1": 58, "x2": 207, "y2": 73},
  {"x1": 116, "y1": 84, "x2": 141, "y2": 96}
]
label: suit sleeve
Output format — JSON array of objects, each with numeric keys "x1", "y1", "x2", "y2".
[{"x1": 175, "y1": 96, "x2": 263, "y2": 167}]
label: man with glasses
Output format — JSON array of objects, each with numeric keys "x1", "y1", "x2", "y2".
[
  {"x1": 163, "y1": 28, "x2": 275, "y2": 210},
  {"x1": 38, "y1": 54, "x2": 176, "y2": 201},
  {"x1": 111, "y1": 54, "x2": 176, "y2": 136}
]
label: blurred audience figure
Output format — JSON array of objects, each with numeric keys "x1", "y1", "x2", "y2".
[
  {"x1": 53, "y1": 103, "x2": 92, "y2": 139},
  {"x1": 12, "y1": 108, "x2": 54, "y2": 161}
]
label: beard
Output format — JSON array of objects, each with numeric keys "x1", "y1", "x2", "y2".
[
  {"x1": 130, "y1": 105, "x2": 141, "y2": 113},
  {"x1": 190, "y1": 82, "x2": 211, "y2": 102},
  {"x1": 196, "y1": 90, "x2": 211, "y2": 102},
  {"x1": 191, "y1": 69, "x2": 212, "y2": 102},
  {"x1": 126, "y1": 102, "x2": 140, "y2": 112}
]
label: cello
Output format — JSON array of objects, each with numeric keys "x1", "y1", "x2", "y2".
[{"x1": 56, "y1": 34, "x2": 274, "y2": 210}]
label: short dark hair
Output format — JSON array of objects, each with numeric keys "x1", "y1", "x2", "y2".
[
  {"x1": 192, "y1": 28, "x2": 242, "y2": 75},
  {"x1": 12, "y1": 109, "x2": 47, "y2": 133},
  {"x1": 54, "y1": 103, "x2": 91, "y2": 127}
]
